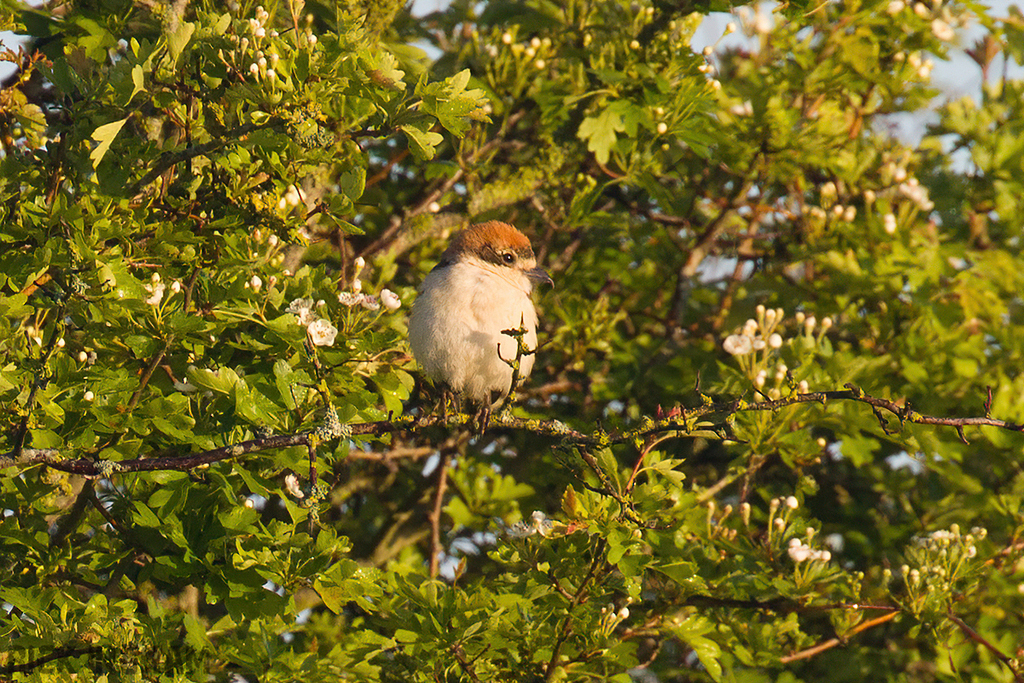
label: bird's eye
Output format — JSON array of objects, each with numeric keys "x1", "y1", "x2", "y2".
[{"x1": 501, "y1": 252, "x2": 516, "y2": 265}]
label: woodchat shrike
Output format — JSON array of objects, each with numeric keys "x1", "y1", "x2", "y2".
[{"x1": 408, "y1": 221, "x2": 552, "y2": 410}]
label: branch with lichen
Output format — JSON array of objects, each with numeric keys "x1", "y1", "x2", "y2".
[{"x1": 3, "y1": 384, "x2": 1019, "y2": 477}]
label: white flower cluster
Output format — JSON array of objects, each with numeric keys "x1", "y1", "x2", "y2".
[
  {"x1": 895, "y1": 50, "x2": 935, "y2": 79},
  {"x1": 734, "y1": 4, "x2": 773, "y2": 35},
  {"x1": 277, "y1": 184, "x2": 304, "y2": 211},
  {"x1": 788, "y1": 537, "x2": 832, "y2": 563},
  {"x1": 728, "y1": 100, "x2": 754, "y2": 117},
  {"x1": 723, "y1": 305, "x2": 786, "y2": 357},
  {"x1": 886, "y1": 524, "x2": 986, "y2": 600},
  {"x1": 855, "y1": 157, "x2": 935, "y2": 235},
  {"x1": 338, "y1": 257, "x2": 401, "y2": 311},
  {"x1": 337, "y1": 290, "x2": 401, "y2": 311},
  {"x1": 287, "y1": 297, "x2": 337, "y2": 346},
  {"x1": 284, "y1": 472, "x2": 305, "y2": 499},
  {"x1": 505, "y1": 510, "x2": 553, "y2": 539},
  {"x1": 143, "y1": 273, "x2": 182, "y2": 306},
  {"x1": 886, "y1": 0, "x2": 964, "y2": 43},
  {"x1": 896, "y1": 177, "x2": 934, "y2": 212},
  {"x1": 723, "y1": 306, "x2": 832, "y2": 398},
  {"x1": 224, "y1": 5, "x2": 288, "y2": 83},
  {"x1": 912, "y1": 523, "x2": 984, "y2": 558},
  {"x1": 23, "y1": 324, "x2": 44, "y2": 347},
  {"x1": 144, "y1": 273, "x2": 166, "y2": 306}
]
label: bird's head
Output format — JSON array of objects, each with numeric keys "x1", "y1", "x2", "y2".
[{"x1": 439, "y1": 221, "x2": 553, "y2": 292}]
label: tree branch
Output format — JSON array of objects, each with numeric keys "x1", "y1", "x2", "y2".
[
  {"x1": 128, "y1": 119, "x2": 283, "y2": 197},
  {"x1": 0, "y1": 645, "x2": 102, "y2": 676},
  {"x1": 428, "y1": 450, "x2": 452, "y2": 578},
  {"x1": 779, "y1": 611, "x2": 898, "y2": 663},
  {"x1": 4, "y1": 385, "x2": 1020, "y2": 477},
  {"x1": 946, "y1": 610, "x2": 1024, "y2": 683}
]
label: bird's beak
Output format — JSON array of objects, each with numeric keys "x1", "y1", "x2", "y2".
[{"x1": 528, "y1": 267, "x2": 553, "y2": 287}]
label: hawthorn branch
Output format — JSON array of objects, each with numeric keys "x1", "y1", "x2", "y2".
[
  {"x1": 780, "y1": 611, "x2": 899, "y2": 663},
  {"x1": 428, "y1": 450, "x2": 453, "y2": 578},
  {"x1": 0, "y1": 645, "x2": 102, "y2": 676},
  {"x1": 4, "y1": 385, "x2": 1021, "y2": 477},
  {"x1": 545, "y1": 537, "x2": 608, "y2": 681},
  {"x1": 128, "y1": 118, "x2": 284, "y2": 197},
  {"x1": 946, "y1": 610, "x2": 1024, "y2": 683}
]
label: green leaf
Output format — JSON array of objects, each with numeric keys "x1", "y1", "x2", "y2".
[
  {"x1": 167, "y1": 20, "x2": 195, "y2": 61},
  {"x1": 89, "y1": 118, "x2": 129, "y2": 170},
  {"x1": 578, "y1": 107, "x2": 625, "y2": 165},
  {"x1": 183, "y1": 613, "x2": 210, "y2": 651},
  {"x1": 400, "y1": 122, "x2": 444, "y2": 161},
  {"x1": 129, "y1": 64, "x2": 145, "y2": 103}
]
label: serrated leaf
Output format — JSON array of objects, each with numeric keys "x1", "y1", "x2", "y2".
[
  {"x1": 400, "y1": 123, "x2": 444, "y2": 161},
  {"x1": 578, "y1": 107, "x2": 625, "y2": 165},
  {"x1": 183, "y1": 614, "x2": 210, "y2": 651}
]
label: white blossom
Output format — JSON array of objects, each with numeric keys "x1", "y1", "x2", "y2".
[
  {"x1": 723, "y1": 334, "x2": 753, "y2": 355},
  {"x1": 307, "y1": 318, "x2": 338, "y2": 347},
  {"x1": 287, "y1": 298, "x2": 318, "y2": 326},
  {"x1": 338, "y1": 292, "x2": 361, "y2": 307},
  {"x1": 933, "y1": 18, "x2": 954, "y2": 40},
  {"x1": 884, "y1": 213, "x2": 897, "y2": 234},
  {"x1": 144, "y1": 281, "x2": 166, "y2": 306},
  {"x1": 285, "y1": 473, "x2": 305, "y2": 499},
  {"x1": 380, "y1": 289, "x2": 402, "y2": 310},
  {"x1": 789, "y1": 543, "x2": 811, "y2": 562}
]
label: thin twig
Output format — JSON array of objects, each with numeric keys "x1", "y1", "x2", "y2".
[
  {"x1": 428, "y1": 451, "x2": 452, "y2": 578},
  {"x1": 128, "y1": 119, "x2": 283, "y2": 197},
  {"x1": 545, "y1": 538, "x2": 607, "y2": 680},
  {"x1": 946, "y1": 610, "x2": 1024, "y2": 683},
  {"x1": 780, "y1": 612, "x2": 898, "y2": 663}
]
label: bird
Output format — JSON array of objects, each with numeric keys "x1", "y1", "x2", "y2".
[{"x1": 408, "y1": 221, "x2": 552, "y2": 419}]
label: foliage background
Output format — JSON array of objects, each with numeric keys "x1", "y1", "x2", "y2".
[{"x1": 2, "y1": 0, "x2": 1024, "y2": 680}]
